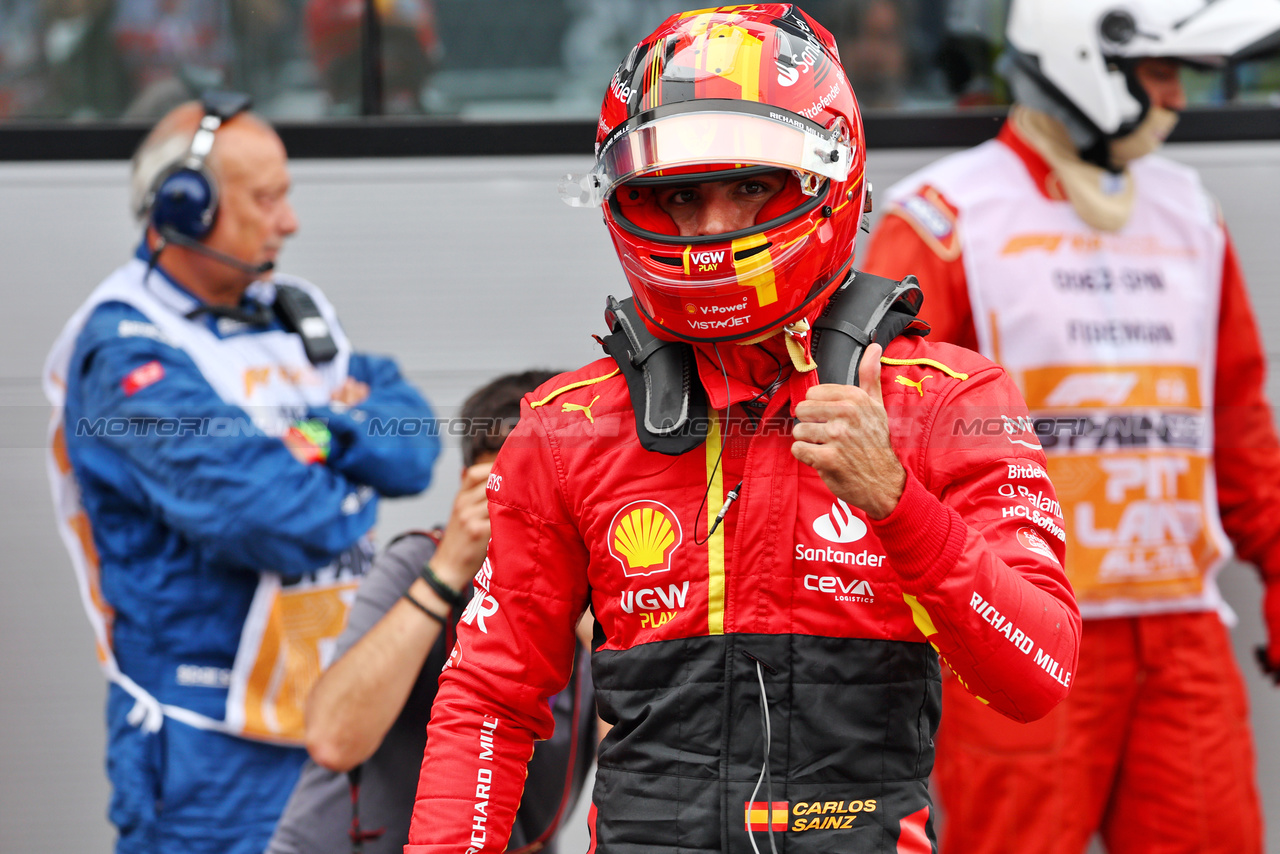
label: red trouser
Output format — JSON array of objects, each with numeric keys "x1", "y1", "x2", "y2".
[{"x1": 934, "y1": 611, "x2": 1262, "y2": 854}]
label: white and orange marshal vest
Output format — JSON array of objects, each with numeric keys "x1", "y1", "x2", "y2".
[{"x1": 884, "y1": 143, "x2": 1233, "y2": 619}]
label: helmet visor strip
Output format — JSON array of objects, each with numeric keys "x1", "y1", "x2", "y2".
[{"x1": 561, "y1": 101, "x2": 853, "y2": 208}]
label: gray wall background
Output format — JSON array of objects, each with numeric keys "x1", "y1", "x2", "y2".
[{"x1": 3, "y1": 143, "x2": 1279, "y2": 851}]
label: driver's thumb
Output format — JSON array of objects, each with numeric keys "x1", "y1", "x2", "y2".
[{"x1": 859, "y1": 343, "x2": 884, "y2": 404}]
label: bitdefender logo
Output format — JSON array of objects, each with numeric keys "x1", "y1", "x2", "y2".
[{"x1": 812, "y1": 499, "x2": 867, "y2": 543}]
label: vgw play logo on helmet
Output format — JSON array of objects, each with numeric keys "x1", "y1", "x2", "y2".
[{"x1": 609, "y1": 500, "x2": 683, "y2": 577}]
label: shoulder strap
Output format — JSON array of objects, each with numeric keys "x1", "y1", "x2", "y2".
[
  {"x1": 812, "y1": 271, "x2": 927, "y2": 386},
  {"x1": 600, "y1": 296, "x2": 708, "y2": 456}
]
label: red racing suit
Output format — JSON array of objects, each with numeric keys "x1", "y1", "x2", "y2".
[
  {"x1": 407, "y1": 328, "x2": 1080, "y2": 854},
  {"x1": 862, "y1": 120, "x2": 1280, "y2": 854}
]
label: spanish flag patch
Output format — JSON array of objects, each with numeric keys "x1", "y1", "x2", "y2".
[{"x1": 744, "y1": 801, "x2": 789, "y2": 832}]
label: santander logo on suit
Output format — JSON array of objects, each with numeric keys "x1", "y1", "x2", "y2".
[{"x1": 799, "y1": 498, "x2": 881, "y2": 601}]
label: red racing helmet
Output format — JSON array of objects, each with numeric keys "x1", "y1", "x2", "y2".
[{"x1": 561, "y1": 5, "x2": 867, "y2": 343}]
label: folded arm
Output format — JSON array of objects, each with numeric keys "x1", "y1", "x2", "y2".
[{"x1": 71, "y1": 303, "x2": 380, "y2": 574}]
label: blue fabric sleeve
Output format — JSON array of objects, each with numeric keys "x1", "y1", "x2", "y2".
[
  {"x1": 71, "y1": 303, "x2": 382, "y2": 575},
  {"x1": 312, "y1": 352, "x2": 439, "y2": 497}
]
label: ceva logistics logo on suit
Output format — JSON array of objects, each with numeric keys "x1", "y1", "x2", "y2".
[{"x1": 799, "y1": 499, "x2": 882, "y2": 600}]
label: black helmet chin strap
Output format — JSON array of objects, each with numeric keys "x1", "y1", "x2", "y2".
[
  {"x1": 1001, "y1": 49, "x2": 1109, "y2": 154},
  {"x1": 1000, "y1": 47, "x2": 1155, "y2": 171}
]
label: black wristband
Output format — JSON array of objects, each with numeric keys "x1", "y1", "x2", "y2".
[
  {"x1": 401, "y1": 590, "x2": 446, "y2": 625},
  {"x1": 420, "y1": 562, "x2": 467, "y2": 610}
]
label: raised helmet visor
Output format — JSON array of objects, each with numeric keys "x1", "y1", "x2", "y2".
[{"x1": 560, "y1": 100, "x2": 853, "y2": 208}]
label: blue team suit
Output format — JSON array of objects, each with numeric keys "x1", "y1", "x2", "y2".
[{"x1": 52, "y1": 246, "x2": 438, "y2": 853}]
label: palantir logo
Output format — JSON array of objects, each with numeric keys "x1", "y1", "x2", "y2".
[{"x1": 812, "y1": 499, "x2": 867, "y2": 543}]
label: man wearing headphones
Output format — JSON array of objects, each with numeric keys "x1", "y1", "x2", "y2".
[
  {"x1": 43, "y1": 94, "x2": 439, "y2": 854},
  {"x1": 863, "y1": 2, "x2": 1280, "y2": 851}
]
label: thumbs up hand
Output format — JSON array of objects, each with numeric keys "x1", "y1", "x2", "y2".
[{"x1": 791, "y1": 344, "x2": 906, "y2": 520}]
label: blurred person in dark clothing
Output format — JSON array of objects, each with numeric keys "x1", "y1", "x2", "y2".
[
  {"x1": 268, "y1": 371, "x2": 597, "y2": 854},
  {"x1": 34, "y1": 0, "x2": 131, "y2": 119},
  {"x1": 306, "y1": 0, "x2": 442, "y2": 115},
  {"x1": 837, "y1": 0, "x2": 910, "y2": 108}
]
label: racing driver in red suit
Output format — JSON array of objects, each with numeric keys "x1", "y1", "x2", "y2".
[{"x1": 407, "y1": 7, "x2": 1081, "y2": 853}]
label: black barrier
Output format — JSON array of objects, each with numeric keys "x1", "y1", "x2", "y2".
[{"x1": 0, "y1": 106, "x2": 1277, "y2": 162}]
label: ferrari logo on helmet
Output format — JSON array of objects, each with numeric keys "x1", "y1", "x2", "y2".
[{"x1": 608, "y1": 500, "x2": 683, "y2": 577}]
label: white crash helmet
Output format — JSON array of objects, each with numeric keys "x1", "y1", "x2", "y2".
[{"x1": 1005, "y1": 0, "x2": 1280, "y2": 139}]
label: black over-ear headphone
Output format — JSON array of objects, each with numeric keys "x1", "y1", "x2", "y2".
[{"x1": 148, "y1": 91, "x2": 253, "y2": 241}]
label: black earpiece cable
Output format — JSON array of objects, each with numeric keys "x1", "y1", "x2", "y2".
[{"x1": 695, "y1": 343, "x2": 750, "y2": 545}]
